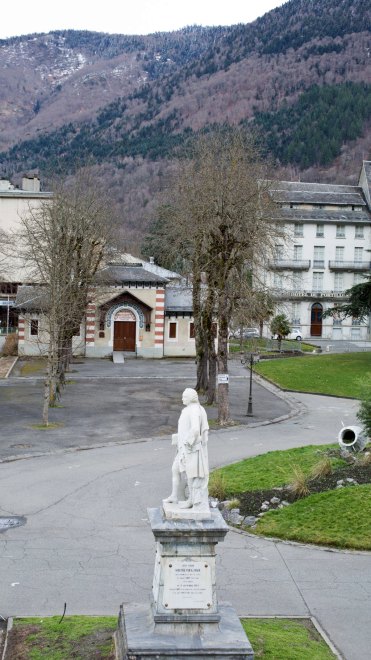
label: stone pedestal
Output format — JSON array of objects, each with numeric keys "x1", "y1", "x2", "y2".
[{"x1": 115, "y1": 507, "x2": 253, "y2": 659}]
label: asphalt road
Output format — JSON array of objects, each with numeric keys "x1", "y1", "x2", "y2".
[
  {"x1": 0, "y1": 358, "x2": 290, "y2": 460},
  {"x1": 0, "y1": 387, "x2": 368, "y2": 660}
]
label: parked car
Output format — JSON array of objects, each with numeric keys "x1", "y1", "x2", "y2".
[
  {"x1": 230, "y1": 327, "x2": 260, "y2": 339},
  {"x1": 272, "y1": 328, "x2": 302, "y2": 341}
]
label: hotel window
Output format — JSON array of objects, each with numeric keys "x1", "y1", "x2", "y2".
[
  {"x1": 292, "y1": 272, "x2": 302, "y2": 291},
  {"x1": 168, "y1": 321, "x2": 177, "y2": 340},
  {"x1": 30, "y1": 319, "x2": 39, "y2": 336},
  {"x1": 291, "y1": 302, "x2": 301, "y2": 325},
  {"x1": 274, "y1": 245, "x2": 284, "y2": 259},
  {"x1": 316, "y1": 224, "x2": 324, "y2": 237},
  {"x1": 273, "y1": 273, "x2": 283, "y2": 288},
  {"x1": 294, "y1": 223, "x2": 303, "y2": 237},
  {"x1": 336, "y1": 225, "x2": 345, "y2": 238},
  {"x1": 334, "y1": 273, "x2": 343, "y2": 292},
  {"x1": 189, "y1": 322, "x2": 195, "y2": 339},
  {"x1": 313, "y1": 246, "x2": 324, "y2": 268},
  {"x1": 335, "y1": 246, "x2": 344, "y2": 262},
  {"x1": 293, "y1": 245, "x2": 303, "y2": 261},
  {"x1": 354, "y1": 273, "x2": 364, "y2": 285},
  {"x1": 354, "y1": 247, "x2": 363, "y2": 262},
  {"x1": 313, "y1": 272, "x2": 323, "y2": 292},
  {"x1": 355, "y1": 225, "x2": 364, "y2": 239}
]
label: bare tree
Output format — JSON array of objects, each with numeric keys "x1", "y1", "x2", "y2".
[
  {"x1": 17, "y1": 170, "x2": 116, "y2": 424},
  {"x1": 152, "y1": 128, "x2": 284, "y2": 423}
]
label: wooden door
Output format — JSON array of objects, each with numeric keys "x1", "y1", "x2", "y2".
[
  {"x1": 311, "y1": 303, "x2": 323, "y2": 337},
  {"x1": 113, "y1": 320, "x2": 136, "y2": 351}
]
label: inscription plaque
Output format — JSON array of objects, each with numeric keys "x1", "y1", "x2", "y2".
[{"x1": 162, "y1": 558, "x2": 212, "y2": 610}]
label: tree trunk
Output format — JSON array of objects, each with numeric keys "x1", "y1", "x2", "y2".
[
  {"x1": 196, "y1": 340, "x2": 209, "y2": 392},
  {"x1": 192, "y1": 251, "x2": 208, "y2": 393},
  {"x1": 217, "y1": 295, "x2": 230, "y2": 425},
  {"x1": 207, "y1": 351, "x2": 217, "y2": 405},
  {"x1": 205, "y1": 287, "x2": 217, "y2": 405}
]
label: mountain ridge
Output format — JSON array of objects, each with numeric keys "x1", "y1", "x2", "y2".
[{"x1": 0, "y1": 0, "x2": 370, "y2": 243}]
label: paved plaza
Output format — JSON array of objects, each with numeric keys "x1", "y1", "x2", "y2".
[
  {"x1": 0, "y1": 358, "x2": 369, "y2": 659},
  {"x1": 0, "y1": 357, "x2": 290, "y2": 460}
]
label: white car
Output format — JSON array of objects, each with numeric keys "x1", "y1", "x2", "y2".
[
  {"x1": 230, "y1": 327, "x2": 260, "y2": 339},
  {"x1": 272, "y1": 328, "x2": 302, "y2": 341}
]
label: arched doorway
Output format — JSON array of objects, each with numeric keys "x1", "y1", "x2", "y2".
[
  {"x1": 311, "y1": 302, "x2": 323, "y2": 337},
  {"x1": 113, "y1": 309, "x2": 136, "y2": 351}
]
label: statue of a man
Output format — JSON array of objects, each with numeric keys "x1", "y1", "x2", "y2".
[{"x1": 164, "y1": 388, "x2": 209, "y2": 511}]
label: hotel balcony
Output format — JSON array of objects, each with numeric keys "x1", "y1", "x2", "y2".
[
  {"x1": 328, "y1": 260, "x2": 371, "y2": 271},
  {"x1": 269, "y1": 259, "x2": 311, "y2": 270},
  {"x1": 272, "y1": 289, "x2": 349, "y2": 300}
]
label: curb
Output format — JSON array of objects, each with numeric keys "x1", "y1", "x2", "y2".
[
  {"x1": 0, "y1": 357, "x2": 18, "y2": 380},
  {"x1": 5, "y1": 358, "x2": 18, "y2": 379},
  {"x1": 1, "y1": 617, "x2": 12, "y2": 660},
  {"x1": 228, "y1": 524, "x2": 371, "y2": 556}
]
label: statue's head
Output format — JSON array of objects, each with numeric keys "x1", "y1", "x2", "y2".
[{"x1": 182, "y1": 388, "x2": 199, "y2": 405}]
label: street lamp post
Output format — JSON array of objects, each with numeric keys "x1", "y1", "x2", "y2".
[{"x1": 241, "y1": 352, "x2": 259, "y2": 417}]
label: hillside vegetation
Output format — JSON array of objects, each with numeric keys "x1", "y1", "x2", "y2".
[{"x1": 0, "y1": 0, "x2": 370, "y2": 240}]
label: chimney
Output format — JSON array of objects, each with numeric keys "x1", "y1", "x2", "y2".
[
  {"x1": 22, "y1": 176, "x2": 41, "y2": 192},
  {"x1": 0, "y1": 179, "x2": 14, "y2": 191}
]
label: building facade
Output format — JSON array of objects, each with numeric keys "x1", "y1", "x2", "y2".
[
  {"x1": 266, "y1": 161, "x2": 371, "y2": 340},
  {"x1": 0, "y1": 176, "x2": 52, "y2": 349},
  {"x1": 16, "y1": 264, "x2": 197, "y2": 359}
]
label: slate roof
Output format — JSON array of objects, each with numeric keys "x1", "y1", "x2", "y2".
[
  {"x1": 165, "y1": 287, "x2": 193, "y2": 313},
  {"x1": 15, "y1": 285, "x2": 49, "y2": 310},
  {"x1": 272, "y1": 207, "x2": 371, "y2": 224},
  {"x1": 98, "y1": 264, "x2": 169, "y2": 285},
  {"x1": 270, "y1": 181, "x2": 367, "y2": 207}
]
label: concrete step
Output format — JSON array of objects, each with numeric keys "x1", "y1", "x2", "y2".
[{"x1": 112, "y1": 351, "x2": 125, "y2": 364}]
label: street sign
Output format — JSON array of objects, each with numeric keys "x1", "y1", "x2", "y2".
[{"x1": 217, "y1": 374, "x2": 229, "y2": 384}]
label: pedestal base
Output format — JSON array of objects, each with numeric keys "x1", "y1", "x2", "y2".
[
  {"x1": 162, "y1": 501, "x2": 212, "y2": 521},
  {"x1": 115, "y1": 602, "x2": 254, "y2": 659}
]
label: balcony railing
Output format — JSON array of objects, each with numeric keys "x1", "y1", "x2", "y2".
[
  {"x1": 313, "y1": 260, "x2": 325, "y2": 269},
  {"x1": 269, "y1": 259, "x2": 311, "y2": 271},
  {"x1": 272, "y1": 289, "x2": 348, "y2": 300},
  {"x1": 328, "y1": 260, "x2": 371, "y2": 271}
]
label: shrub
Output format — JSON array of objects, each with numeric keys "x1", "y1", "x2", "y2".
[
  {"x1": 209, "y1": 471, "x2": 227, "y2": 500},
  {"x1": 309, "y1": 457, "x2": 333, "y2": 480},
  {"x1": 357, "y1": 375, "x2": 371, "y2": 439},
  {"x1": 2, "y1": 333, "x2": 18, "y2": 356},
  {"x1": 225, "y1": 498, "x2": 241, "y2": 510},
  {"x1": 288, "y1": 465, "x2": 309, "y2": 498}
]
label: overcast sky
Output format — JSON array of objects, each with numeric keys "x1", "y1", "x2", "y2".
[{"x1": 0, "y1": 1, "x2": 286, "y2": 40}]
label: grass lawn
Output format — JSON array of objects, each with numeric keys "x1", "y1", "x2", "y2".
[
  {"x1": 254, "y1": 352, "x2": 371, "y2": 397},
  {"x1": 255, "y1": 485, "x2": 371, "y2": 550},
  {"x1": 209, "y1": 444, "x2": 344, "y2": 496},
  {"x1": 8, "y1": 616, "x2": 335, "y2": 659},
  {"x1": 210, "y1": 444, "x2": 371, "y2": 549},
  {"x1": 9, "y1": 616, "x2": 117, "y2": 659},
  {"x1": 242, "y1": 618, "x2": 336, "y2": 659}
]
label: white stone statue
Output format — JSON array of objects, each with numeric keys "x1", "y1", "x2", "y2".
[{"x1": 164, "y1": 388, "x2": 210, "y2": 512}]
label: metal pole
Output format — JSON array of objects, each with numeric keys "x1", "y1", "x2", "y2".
[{"x1": 247, "y1": 353, "x2": 253, "y2": 416}]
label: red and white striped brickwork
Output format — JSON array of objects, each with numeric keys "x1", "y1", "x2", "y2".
[
  {"x1": 155, "y1": 288, "x2": 165, "y2": 347},
  {"x1": 85, "y1": 302, "x2": 96, "y2": 345},
  {"x1": 18, "y1": 315, "x2": 25, "y2": 345}
]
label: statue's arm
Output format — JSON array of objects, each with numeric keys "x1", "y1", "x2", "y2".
[{"x1": 186, "y1": 410, "x2": 201, "y2": 448}]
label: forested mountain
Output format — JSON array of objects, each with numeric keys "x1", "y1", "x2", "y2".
[{"x1": 0, "y1": 0, "x2": 370, "y2": 244}]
